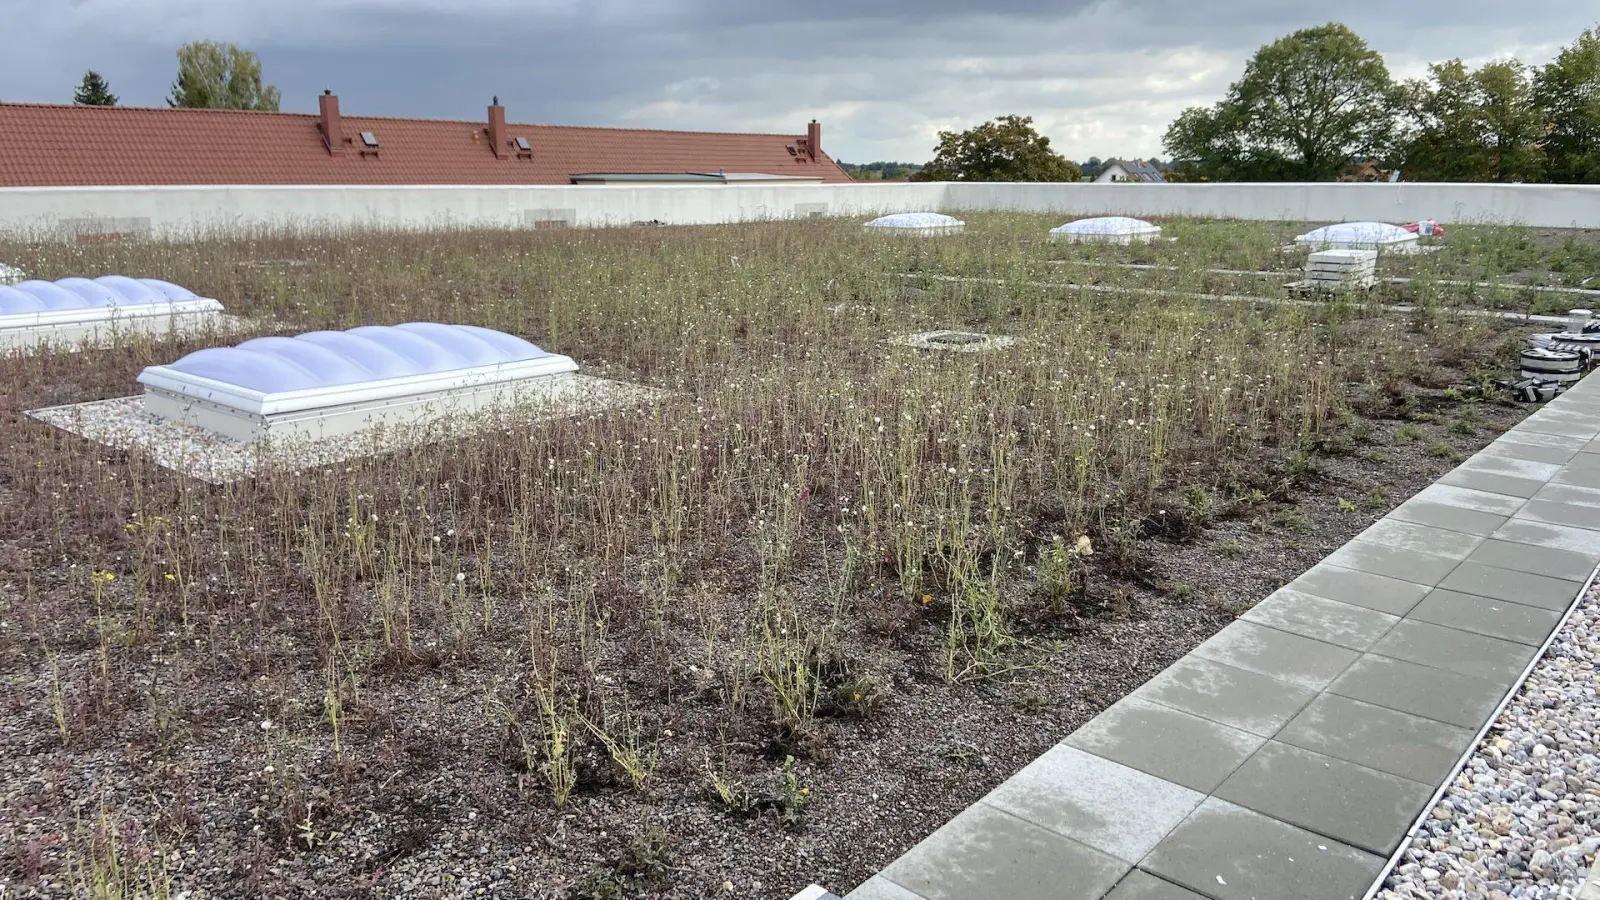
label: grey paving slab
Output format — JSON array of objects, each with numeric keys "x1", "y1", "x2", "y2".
[
  {"x1": 1288, "y1": 564, "x2": 1430, "y2": 616},
  {"x1": 982, "y1": 746, "x2": 1203, "y2": 863},
  {"x1": 1323, "y1": 540, "x2": 1460, "y2": 585},
  {"x1": 1412, "y1": 483, "x2": 1528, "y2": 516},
  {"x1": 1103, "y1": 870, "x2": 1208, "y2": 900},
  {"x1": 1499, "y1": 429, "x2": 1591, "y2": 451},
  {"x1": 1134, "y1": 656, "x2": 1318, "y2": 737},
  {"x1": 1276, "y1": 693, "x2": 1475, "y2": 784},
  {"x1": 1553, "y1": 466, "x2": 1600, "y2": 489},
  {"x1": 1480, "y1": 440, "x2": 1579, "y2": 465},
  {"x1": 1517, "y1": 498, "x2": 1600, "y2": 530},
  {"x1": 878, "y1": 804, "x2": 1126, "y2": 900},
  {"x1": 846, "y1": 877, "x2": 926, "y2": 900},
  {"x1": 1190, "y1": 621, "x2": 1360, "y2": 691},
  {"x1": 1240, "y1": 589, "x2": 1398, "y2": 650},
  {"x1": 1354, "y1": 519, "x2": 1483, "y2": 559},
  {"x1": 1512, "y1": 417, "x2": 1600, "y2": 439},
  {"x1": 1492, "y1": 519, "x2": 1600, "y2": 556},
  {"x1": 1328, "y1": 654, "x2": 1508, "y2": 729},
  {"x1": 1214, "y1": 741, "x2": 1431, "y2": 855},
  {"x1": 1437, "y1": 561, "x2": 1587, "y2": 611},
  {"x1": 1466, "y1": 537, "x2": 1599, "y2": 582},
  {"x1": 1561, "y1": 451, "x2": 1600, "y2": 472},
  {"x1": 1371, "y1": 619, "x2": 1538, "y2": 684},
  {"x1": 1388, "y1": 499, "x2": 1510, "y2": 537},
  {"x1": 1139, "y1": 798, "x2": 1384, "y2": 900},
  {"x1": 1458, "y1": 454, "x2": 1563, "y2": 483},
  {"x1": 1439, "y1": 467, "x2": 1550, "y2": 498},
  {"x1": 1064, "y1": 695, "x2": 1266, "y2": 793},
  {"x1": 1407, "y1": 588, "x2": 1563, "y2": 646},
  {"x1": 1532, "y1": 482, "x2": 1600, "y2": 508}
]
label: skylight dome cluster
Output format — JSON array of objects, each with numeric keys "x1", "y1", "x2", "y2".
[
  {"x1": 0, "y1": 275, "x2": 224, "y2": 349},
  {"x1": 863, "y1": 212, "x2": 965, "y2": 236},
  {"x1": 1049, "y1": 216, "x2": 1162, "y2": 244},
  {"x1": 137, "y1": 323, "x2": 578, "y2": 442},
  {"x1": 1294, "y1": 222, "x2": 1420, "y2": 253}
]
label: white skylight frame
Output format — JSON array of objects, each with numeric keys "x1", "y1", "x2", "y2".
[
  {"x1": 0, "y1": 276, "x2": 225, "y2": 350},
  {"x1": 863, "y1": 212, "x2": 966, "y2": 236},
  {"x1": 1049, "y1": 216, "x2": 1162, "y2": 244},
  {"x1": 1294, "y1": 222, "x2": 1421, "y2": 254},
  {"x1": 137, "y1": 324, "x2": 579, "y2": 442}
]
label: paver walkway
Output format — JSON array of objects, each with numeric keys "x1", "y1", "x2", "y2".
[{"x1": 827, "y1": 375, "x2": 1600, "y2": 900}]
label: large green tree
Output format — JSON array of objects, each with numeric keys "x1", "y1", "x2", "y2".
[
  {"x1": 1533, "y1": 25, "x2": 1600, "y2": 183},
  {"x1": 1163, "y1": 23, "x2": 1399, "y2": 181},
  {"x1": 167, "y1": 41, "x2": 281, "y2": 111},
  {"x1": 912, "y1": 115, "x2": 1081, "y2": 182},
  {"x1": 1402, "y1": 59, "x2": 1544, "y2": 182},
  {"x1": 73, "y1": 70, "x2": 118, "y2": 106}
]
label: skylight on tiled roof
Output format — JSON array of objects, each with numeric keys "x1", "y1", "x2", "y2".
[{"x1": 360, "y1": 131, "x2": 379, "y2": 148}]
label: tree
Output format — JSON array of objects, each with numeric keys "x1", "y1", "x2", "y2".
[
  {"x1": 1533, "y1": 25, "x2": 1600, "y2": 183},
  {"x1": 1402, "y1": 59, "x2": 1544, "y2": 182},
  {"x1": 911, "y1": 115, "x2": 1081, "y2": 182},
  {"x1": 1163, "y1": 23, "x2": 1399, "y2": 181},
  {"x1": 73, "y1": 70, "x2": 118, "y2": 106},
  {"x1": 167, "y1": 41, "x2": 281, "y2": 111}
]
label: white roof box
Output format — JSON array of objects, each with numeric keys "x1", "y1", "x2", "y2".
[
  {"x1": 1294, "y1": 222, "x2": 1420, "y2": 253},
  {"x1": 863, "y1": 212, "x2": 965, "y2": 236},
  {"x1": 1049, "y1": 216, "x2": 1162, "y2": 244},
  {"x1": 137, "y1": 323, "x2": 578, "y2": 442},
  {"x1": 0, "y1": 276, "x2": 224, "y2": 349}
]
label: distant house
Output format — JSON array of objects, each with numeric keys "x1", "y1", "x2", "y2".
[
  {"x1": 0, "y1": 93, "x2": 851, "y2": 187},
  {"x1": 1338, "y1": 161, "x2": 1394, "y2": 183},
  {"x1": 1094, "y1": 159, "x2": 1166, "y2": 184}
]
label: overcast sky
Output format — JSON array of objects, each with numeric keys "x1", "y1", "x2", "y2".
[{"x1": 2, "y1": 0, "x2": 1594, "y2": 163}]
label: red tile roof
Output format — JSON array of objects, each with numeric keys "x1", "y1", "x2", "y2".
[{"x1": 0, "y1": 100, "x2": 852, "y2": 187}]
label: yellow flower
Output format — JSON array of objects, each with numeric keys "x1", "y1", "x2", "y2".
[
  {"x1": 164, "y1": 573, "x2": 176, "y2": 582},
  {"x1": 800, "y1": 787, "x2": 810, "y2": 795},
  {"x1": 919, "y1": 594, "x2": 932, "y2": 606}
]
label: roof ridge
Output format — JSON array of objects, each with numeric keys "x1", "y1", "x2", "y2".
[{"x1": 0, "y1": 101, "x2": 808, "y2": 138}]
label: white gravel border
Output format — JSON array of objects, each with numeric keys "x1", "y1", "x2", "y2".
[
  {"x1": 28, "y1": 375, "x2": 666, "y2": 484},
  {"x1": 1377, "y1": 576, "x2": 1600, "y2": 900},
  {"x1": 885, "y1": 330, "x2": 1020, "y2": 353}
]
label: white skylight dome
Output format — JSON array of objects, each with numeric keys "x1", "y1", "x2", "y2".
[
  {"x1": 137, "y1": 323, "x2": 578, "y2": 442},
  {"x1": 863, "y1": 212, "x2": 965, "y2": 236},
  {"x1": 1294, "y1": 222, "x2": 1421, "y2": 253},
  {"x1": 1049, "y1": 216, "x2": 1162, "y2": 244},
  {"x1": 0, "y1": 275, "x2": 225, "y2": 349}
]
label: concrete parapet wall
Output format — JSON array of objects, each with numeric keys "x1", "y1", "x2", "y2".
[{"x1": 1, "y1": 181, "x2": 1597, "y2": 236}]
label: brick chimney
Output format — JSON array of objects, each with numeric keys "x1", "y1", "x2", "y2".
[
  {"x1": 488, "y1": 96, "x2": 507, "y2": 160},
  {"x1": 319, "y1": 90, "x2": 343, "y2": 156},
  {"x1": 806, "y1": 119, "x2": 821, "y2": 161}
]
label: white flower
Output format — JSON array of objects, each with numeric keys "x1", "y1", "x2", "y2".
[{"x1": 456, "y1": 572, "x2": 466, "y2": 582}]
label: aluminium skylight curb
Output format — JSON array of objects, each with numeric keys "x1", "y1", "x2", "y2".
[
  {"x1": 137, "y1": 323, "x2": 581, "y2": 442},
  {"x1": 1049, "y1": 216, "x2": 1162, "y2": 245},
  {"x1": 863, "y1": 212, "x2": 966, "y2": 236},
  {"x1": 0, "y1": 275, "x2": 226, "y2": 350}
]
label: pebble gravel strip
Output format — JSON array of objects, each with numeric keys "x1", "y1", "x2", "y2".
[
  {"x1": 1379, "y1": 580, "x2": 1600, "y2": 900},
  {"x1": 27, "y1": 376, "x2": 667, "y2": 483}
]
